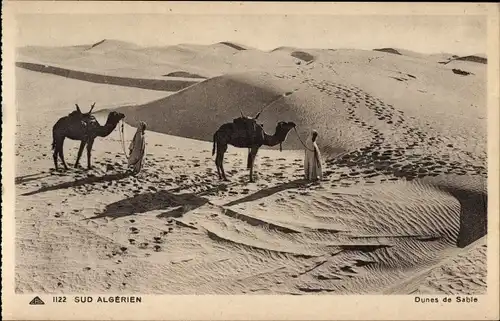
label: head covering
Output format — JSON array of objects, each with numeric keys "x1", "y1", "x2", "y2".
[
  {"x1": 312, "y1": 130, "x2": 318, "y2": 141},
  {"x1": 139, "y1": 121, "x2": 147, "y2": 132},
  {"x1": 306, "y1": 130, "x2": 318, "y2": 149}
]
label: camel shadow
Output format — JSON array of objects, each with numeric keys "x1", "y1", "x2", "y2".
[
  {"x1": 86, "y1": 190, "x2": 209, "y2": 221},
  {"x1": 20, "y1": 172, "x2": 132, "y2": 196},
  {"x1": 223, "y1": 178, "x2": 310, "y2": 207}
]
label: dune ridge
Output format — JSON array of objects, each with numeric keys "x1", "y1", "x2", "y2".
[
  {"x1": 439, "y1": 54, "x2": 487, "y2": 65},
  {"x1": 163, "y1": 71, "x2": 207, "y2": 79},
  {"x1": 373, "y1": 48, "x2": 402, "y2": 55},
  {"x1": 218, "y1": 41, "x2": 249, "y2": 51},
  {"x1": 16, "y1": 61, "x2": 201, "y2": 92}
]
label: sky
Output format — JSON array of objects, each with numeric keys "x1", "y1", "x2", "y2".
[{"x1": 16, "y1": 14, "x2": 487, "y2": 55}]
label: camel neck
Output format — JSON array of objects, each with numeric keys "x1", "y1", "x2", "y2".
[
  {"x1": 263, "y1": 127, "x2": 290, "y2": 147},
  {"x1": 96, "y1": 120, "x2": 119, "y2": 137}
]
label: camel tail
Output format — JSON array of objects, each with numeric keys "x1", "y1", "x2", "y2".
[
  {"x1": 51, "y1": 122, "x2": 58, "y2": 150},
  {"x1": 212, "y1": 133, "x2": 217, "y2": 156}
]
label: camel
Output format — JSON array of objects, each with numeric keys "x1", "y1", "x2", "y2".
[
  {"x1": 212, "y1": 116, "x2": 296, "y2": 182},
  {"x1": 51, "y1": 103, "x2": 125, "y2": 171}
]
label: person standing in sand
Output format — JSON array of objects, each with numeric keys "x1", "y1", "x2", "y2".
[
  {"x1": 304, "y1": 130, "x2": 323, "y2": 181},
  {"x1": 128, "y1": 121, "x2": 147, "y2": 174}
]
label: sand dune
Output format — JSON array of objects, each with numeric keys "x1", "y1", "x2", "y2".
[
  {"x1": 163, "y1": 71, "x2": 207, "y2": 79},
  {"x1": 15, "y1": 40, "x2": 487, "y2": 295},
  {"x1": 86, "y1": 39, "x2": 143, "y2": 52},
  {"x1": 439, "y1": 54, "x2": 487, "y2": 65},
  {"x1": 218, "y1": 41, "x2": 250, "y2": 51},
  {"x1": 16, "y1": 61, "x2": 202, "y2": 92},
  {"x1": 373, "y1": 48, "x2": 403, "y2": 55},
  {"x1": 18, "y1": 40, "x2": 301, "y2": 79},
  {"x1": 116, "y1": 47, "x2": 486, "y2": 160}
]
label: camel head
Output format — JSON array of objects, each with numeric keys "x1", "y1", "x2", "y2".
[
  {"x1": 276, "y1": 121, "x2": 296, "y2": 132},
  {"x1": 274, "y1": 121, "x2": 296, "y2": 152},
  {"x1": 106, "y1": 111, "x2": 126, "y2": 125}
]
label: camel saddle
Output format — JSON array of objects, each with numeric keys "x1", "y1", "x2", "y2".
[
  {"x1": 68, "y1": 109, "x2": 94, "y2": 129},
  {"x1": 233, "y1": 116, "x2": 264, "y2": 144}
]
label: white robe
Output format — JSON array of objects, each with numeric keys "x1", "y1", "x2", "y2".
[
  {"x1": 304, "y1": 132, "x2": 323, "y2": 181},
  {"x1": 128, "y1": 126, "x2": 146, "y2": 173}
]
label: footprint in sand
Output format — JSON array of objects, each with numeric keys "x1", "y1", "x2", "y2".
[
  {"x1": 130, "y1": 227, "x2": 139, "y2": 234},
  {"x1": 138, "y1": 242, "x2": 149, "y2": 249}
]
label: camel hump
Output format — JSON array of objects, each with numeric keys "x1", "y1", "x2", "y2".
[{"x1": 68, "y1": 110, "x2": 81, "y2": 118}]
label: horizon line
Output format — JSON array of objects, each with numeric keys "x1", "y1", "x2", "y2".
[{"x1": 17, "y1": 38, "x2": 487, "y2": 57}]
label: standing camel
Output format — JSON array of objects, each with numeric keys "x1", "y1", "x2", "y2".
[
  {"x1": 51, "y1": 104, "x2": 125, "y2": 171},
  {"x1": 212, "y1": 120, "x2": 296, "y2": 182}
]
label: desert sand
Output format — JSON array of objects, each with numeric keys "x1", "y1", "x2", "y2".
[{"x1": 15, "y1": 40, "x2": 487, "y2": 294}]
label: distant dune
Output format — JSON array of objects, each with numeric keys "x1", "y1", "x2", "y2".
[
  {"x1": 270, "y1": 46, "x2": 297, "y2": 52},
  {"x1": 269, "y1": 47, "x2": 317, "y2": 63},
  {"x1": 373, "y1": 48, "x2": 402, "y2": 55},
  {"x1": 18, "y1": 41, "x2": 299, "y2": 79},
  {"x1": 290, "y1": 51, "x2": 315, "y2": 62},
  {"x1": 163, "y1": 71, "x2": 207, "y2": 79},
  {"x1": 372, "y1": 48, "x2": 486, "y2": 63},
  {"x1": 455, "y1": 55, "x2": 487, "y2": 64},
  {"x1": 16, "y1": 61, "x2": 201, "y2": 92},
  {"x1": 218, "y1": 41, "x2": 249, "y2": 51},
  {"x1": 441, "y1": 54, "x2": 487, "y2": 65},
  {"x1": 84, "y1": 39, "x2": 143, "y2": 53}
]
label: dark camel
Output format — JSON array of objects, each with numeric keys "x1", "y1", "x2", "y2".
[
  {"x1": 51, "y1": 103, "x2": 125, "y2": 171},
  {"x1": 212, "y1": 117, "x2": 296, "y2": 182}
]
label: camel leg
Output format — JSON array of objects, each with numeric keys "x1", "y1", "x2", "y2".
[
  {"x1": 86, "y1": 138, "x2": 95, "y2": 170},
  {"x1": 216, "y1": 144, "x2": 229, "y2": 181},
  {"x1": 247, "y1": 148, "x2": 252, "y2": 169},
  {"x1": 214, "y1": 144, "x2": 221, "y2": 179},
  {"x1": 214, "y1": 154, "x2": 222, "y2": 180},
  {"x1": 59, "y1": 147, "x2": 69, "y2": 170},
  {"x1": 220, "y1": 160, "x2": 229, "y2": 181},
  {"x1": 53, "y1": 141, "x2": 59, "y2": 171},
  {"x1": 74, "y1": 141, "x2": 86, "y2": 168},
  {"x1": 248, "y1": 146, "x2": 259, "y2": 182},
  {"x1": 57, "y1": 138, "x2": 69, "y2": 170}
]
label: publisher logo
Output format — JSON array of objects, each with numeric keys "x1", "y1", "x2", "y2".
[{"x1": 29, "y1": 296, "x2": 45, "y2": 305}]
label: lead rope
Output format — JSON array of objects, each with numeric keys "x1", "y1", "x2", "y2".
[
  {"x1": 119, "y1": 120, "x2": 130, "y2": 160},
  {"x1": 293, "y1": 127, "x2": 315, "y2": 152}
]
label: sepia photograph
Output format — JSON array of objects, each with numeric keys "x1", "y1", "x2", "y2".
[{"x1": 2, "y1": 2, "x2": 499, "y2": 320}]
